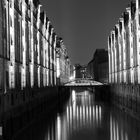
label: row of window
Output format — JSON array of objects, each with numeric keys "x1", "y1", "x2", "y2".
[
  {"x1": 108, "y1": 3, "x2": 140, "y2": 84},
  {"x1": 0, "y1": 1, "x2": 58, "y2": 90}
]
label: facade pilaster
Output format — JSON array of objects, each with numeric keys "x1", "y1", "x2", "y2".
[
  {"x1": 113, "y1": 30, "x2": 117, "y2": 83},
  {"x1": 127, "y1": 8, "x2": 134, "y2": 84},
  {"x1": 43, "y1": 13, "x2": 46, "y2": 87},
  {"x1": 108, "y1": 36, "x2": 112, "y2": 83},
  {"x1": 111, "y1": 31, "x2": 115, "y2": 83},
  {"x1": 29, "y1": 0, "x2": 34, "y2": 87},
  {"x1": 9, "y1": 0, "x2": 15, "y2": 88},
  {"x1": 120, "y1": 17, "x2": 126, "y2": 83},
  {"x1": 21, "y1": 0, "x2": 26, "y2": 89},
  {"x1": 136, "y1": 0, "x2": 140, "y2": 83},
  {"x1": 46, "y1": 21, "x2": 50, "y2": 86},
  {"x1": 37, "y1": 4, "x2": 41, "y2": 87}
]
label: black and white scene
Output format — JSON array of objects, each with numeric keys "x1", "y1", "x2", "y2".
[{"x1": 0, "y1": 0, "x2": 140, "y2": 140}]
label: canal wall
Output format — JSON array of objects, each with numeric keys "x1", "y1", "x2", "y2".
[
  {"x1": 0, "y1": 86, "x2": 70, "y2": 140},
  {"x1": 94, "y1": 85, "x2": 111, "y2": 102},
  {"x1": 110, "y1": 84, "x2": 140, "y2": 120}
]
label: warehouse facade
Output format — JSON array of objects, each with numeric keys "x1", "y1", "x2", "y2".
[
  {"x1": 0, "y1": 0, "x2": 71, "y2": 92},
  {"x1": 108, "y1": 0, "x2": 140, "y2": 117},
  {"x1": 0, "y1": 0, "x2": 70, "y2": 121}
]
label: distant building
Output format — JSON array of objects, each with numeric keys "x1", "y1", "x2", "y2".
[
  {"x1": 87, "y1": 49, "x2": 109, "y2": 83},
  {"x1": 56, "y1": 37, "x2": 70, "y2": 85},
  {"x1": 93, "y1": 49, "x2": 108, "y2": 83},
  {"x1": 73, "y1": 64, "x2": 82, "y2": 79},
  {"x1": 80, "y1": 65, "x2": 87, "y2": 78},
  {"x1": 74, "y1": 64, "x2": 87, "y2": 79},
  {"x1": 87, "y1": 59, "x2": 94, "y2": 79}
]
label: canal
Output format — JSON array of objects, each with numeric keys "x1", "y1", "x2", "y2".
[{"x1": 11, "y1": 88, "x2": 140, "y2": 140}]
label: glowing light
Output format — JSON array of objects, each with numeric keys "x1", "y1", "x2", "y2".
[
  {"x1": 46, "y1": 21, "x2": 50, "y2": 40},
  {"x1": 96, "y1": 105, "x2": 98, "y2": 124},
  {"x1": 47, "y1": 69, "x2": 49, "y2": 86},
  {"x1": 80, "y1": 106, "x2": 82, "y2": 121},
  {"x1": 73, "y1": 69, "x2": 76, "y2": 79},
  {"x1": 57, "y1": 116, "x2": 61, "y2": 140},
  {"x1": 67, "y1": 106, "x2": 69, "y2": 121},
  {"x1": 43, "y1": 68, "x2": 45, "y2": 86},
  {"x1": 72, "y1": 90, "x2": 76, "y2": 101},
  {"x1": 89, "y1": 106, "x2": 91, "y2": 123},
  {"x1": 69, "y1": 76, "x2": 74, "y2": 81},
  {"x1": 30, "y1": 64, "x2": 34, "y2": 87},
  {"x1": 43, "y1": 13, "x2": 47, "y2": 35},
  {"x1": 125, "y1": 133, "x2": 128, "y2": 140},
  {"x1": 113, "y1": 119, "x2": 116, "y2": 140},
  {"x1": 86, "y1": 106, "x2": 88, "y2": 124},
  {"x1": 57, "y1": 58, "x2": 60, "y2": 78},
  {"x1": 83, "y1": 106, "x2": 85, "y2": 124},
  {"x1": 110, "y1": 116, "x2": 113, "y2": 140},
  {"x1": 38, "y1": 67, "x2": 40, "y2": 87},
  {"x1": 37, "y1": 5, "x2": 41, "y2": 29},
  {"x1": 116, "y1": 123, "x2": 119, "y2": 140},
  {"x1": 50, "y1": 28, "x2": 54, "y2": 45},
  {"x1": 47, "y1": 129, "x2": 50, "y2": 140},
  {"x1": 93, "y1": 106, "x2": 95, "y2": 121},
  {"x1": 84, "y1": 90, "x2": 88, "y2": 96},
  {"x1": 0, "y1": 126, "x2": 2, "y2": 136},
  {"x1": 70, "y1": 106, "x2": 72, "y2": 123}
]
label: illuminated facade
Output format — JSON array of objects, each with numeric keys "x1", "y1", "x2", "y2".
[
  {"x1": 56, "y1": 37, "x2": 70, "y2": 85},
  {"x1": 0, "y1": 0, "x2": 59, "y2": 93},
  {"x1": 108, "y1": 0, "x2": 140, "y2": 116},
  {"x1": 0, "y1": 0, "x2": 71, "y2": 136},
  {"x1": 0, "y1": 0, "x2": 71, "y2": 117}
]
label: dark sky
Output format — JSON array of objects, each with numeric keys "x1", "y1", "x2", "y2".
[{"x1": 40, "y1": 0, "x2": 131, "y2": 65}]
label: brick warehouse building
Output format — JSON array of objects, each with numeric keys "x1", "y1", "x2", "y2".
[
  {"x1": 0, "y1": 0, "x2": 70, "y2": 93},
  {"x1": 0, "y1": 0, "x2": 58, "y2": 91},
  {"x1": 87, "y1": 49, "x2": 108, "y2": 83},
  {"x1": 0, "y1": 0, "x2": 70, "y2": 135},
  {"x1": 108, "y1": 0, "x2": 140, "y2": 118}
]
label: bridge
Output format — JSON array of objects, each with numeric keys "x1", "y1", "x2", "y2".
[{"x1": 64, "y1": 78, "x2": 106, "y2": 87}]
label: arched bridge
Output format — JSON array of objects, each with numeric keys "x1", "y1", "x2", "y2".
[{"x1": 64, "y1": 78, "x2": 107, "y2": 87}]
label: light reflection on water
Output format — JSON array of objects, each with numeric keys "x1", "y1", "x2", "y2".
[{"x1": 14, "y1": 88, "x2": 140, "y2": 140}]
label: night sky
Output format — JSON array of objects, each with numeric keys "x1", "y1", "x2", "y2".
[{"x1": 40, "y1": 0, "x2": 131, "y2": 65}]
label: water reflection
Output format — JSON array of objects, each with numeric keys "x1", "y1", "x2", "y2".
[
  {"x1": 110, "y1": 109, "x2": 140, "y2": 140},
  {"x1": 13, "y1": 88, "x2": 140, "y2": 140}
]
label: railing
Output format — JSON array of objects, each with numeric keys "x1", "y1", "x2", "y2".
[{"x1": 65, "y1": 78, "x2": 104, "y2": 87}]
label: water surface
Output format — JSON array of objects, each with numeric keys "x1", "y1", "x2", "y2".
[{"x1": 14, "y1": 88, "x2": 140, "y2": 140}]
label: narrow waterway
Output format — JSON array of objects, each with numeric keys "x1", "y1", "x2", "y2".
[{"x1": 13, "y1": 88, "x2": 140, "y2": 140}]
